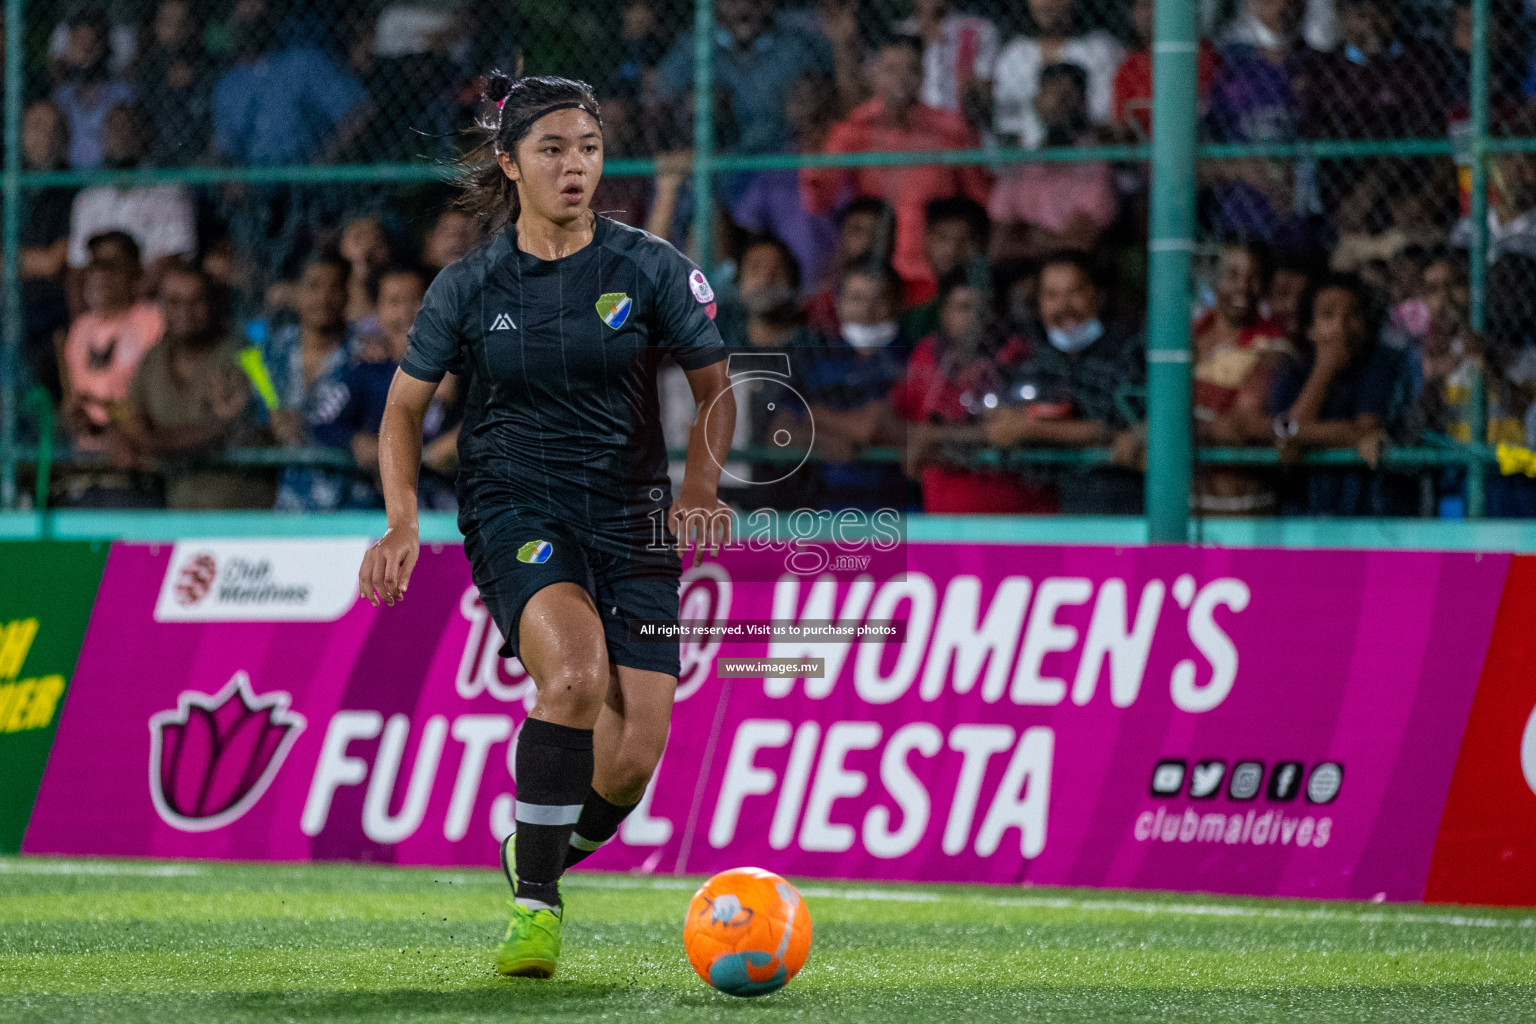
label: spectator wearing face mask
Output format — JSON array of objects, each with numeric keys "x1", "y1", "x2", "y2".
[
  {"x1": 51, "y1": 10, "x2": 135, "y2": 170},
  {"x1": 1301, "y1": 0, "x2": 1444, "y2": 141},
  {"x1": 894, "y1": 268, "x2": 1055, "y2": 513},
  {"x1": 717, "y1": 235, "x2": 810, "y2": 351},
  {"x1": 789, "y1": 258, "x2": 915, "y2": 510},
  {"x1": 803, "y1": 196, "x2": 894, "y2": 337},
  {"x1": 67, "y1": 104, "x2": 196, "y2": 276},
  {"x1": 984, "y1": 251, "x2": 1145, "y2": 513}
]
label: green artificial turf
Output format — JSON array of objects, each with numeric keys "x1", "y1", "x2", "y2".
[{"x1": 2, "y1": 857, "x2": 1534, "y2": 1023}]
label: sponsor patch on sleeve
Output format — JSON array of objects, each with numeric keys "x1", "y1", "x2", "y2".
[{"x1": 689, "y1": 268, "x2": 715, "y2": 304}]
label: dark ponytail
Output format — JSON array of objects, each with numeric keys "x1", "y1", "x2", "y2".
[{"x1": 457, "y1": 72, "x2": 603, "y2": 231}]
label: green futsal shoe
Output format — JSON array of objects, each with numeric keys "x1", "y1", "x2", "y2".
[
  {"x1": 495, "y1": 899, "x2": 563, "y2": 978},
  {"x1": 499, "y1": 831, "x2": 517, "y2": 892}
]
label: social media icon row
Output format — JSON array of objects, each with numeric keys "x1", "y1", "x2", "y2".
[{"x1": 1150, "y1": 759, "x2": 1343, "y2": 804}]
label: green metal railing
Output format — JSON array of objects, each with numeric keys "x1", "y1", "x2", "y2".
[{"x1": 0, "y1": 0, "x2": 1513, "y2": 530}]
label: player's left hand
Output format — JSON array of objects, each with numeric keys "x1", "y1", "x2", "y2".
[{"x1": 670, "y1": 487, "x2": 733, "y2": 567}]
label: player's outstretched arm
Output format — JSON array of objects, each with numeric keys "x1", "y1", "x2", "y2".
[
  {"x1": 359, "y1": 369, "x2": 439, "y2": 607},
  {"x1": 671, "y1": 360, "x2": 735, "y2": 566}
]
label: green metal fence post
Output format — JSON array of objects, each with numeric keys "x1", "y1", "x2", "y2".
[
  {"x1": 1, "y1": 0, "x2": 24, "y2": 509},
  {"x1": 1145, "y1": 0, "x2": 1199, "y2": 542},
  {"x1": 1466, "y1": 0, "x2": 1490, "y2": 518},
  {"x1": 691, "y1": 0, "x2": 715, "y2": 274}
]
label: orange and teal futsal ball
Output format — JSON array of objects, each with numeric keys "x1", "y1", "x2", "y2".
[{"x1": 683, "y1": 867, "x2": 812, "y2": 997}]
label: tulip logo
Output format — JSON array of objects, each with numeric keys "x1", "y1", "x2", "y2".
[
  {"x1": 174, "y1": 552, "x2": 218, "y2": 606},
  {"x1": 148, "y1": 672, "x2": 305, "y2": 832}
]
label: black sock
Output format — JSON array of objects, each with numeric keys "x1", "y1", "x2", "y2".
[
  {"x1": 564, "y1": 787, "x2": 640, "y2": 868},
  {"x1": 513, "y1": 718, "x2": 594, "y2": 909}
]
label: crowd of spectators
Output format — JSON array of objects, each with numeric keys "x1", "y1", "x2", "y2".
[{"x1": 12, "y1": 0, "x2": 1536, "y2": 517}]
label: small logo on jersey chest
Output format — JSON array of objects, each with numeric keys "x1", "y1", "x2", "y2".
[
  {"x1": 596, "y1": 292, "x2": 632, "y2": 329},
  {"x1": 489, "y1": 313, "x2": 516, "y2": 331}
]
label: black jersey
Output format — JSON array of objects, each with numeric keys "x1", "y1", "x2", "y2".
[{"x1": 400, "y1": 216, "x2": 726, "y2": 548}]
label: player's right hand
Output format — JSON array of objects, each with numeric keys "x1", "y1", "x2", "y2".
[{"x1": 360, "y1": 525, "x2": 420, "y2": 608}]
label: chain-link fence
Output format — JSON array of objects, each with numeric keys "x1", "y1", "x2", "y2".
[{"x1": 1, "y1": 0, "x2": 1533, "y2": 522}]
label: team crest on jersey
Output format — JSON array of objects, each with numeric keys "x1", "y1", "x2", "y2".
[
  {"x1": 517, "y1": 540, "x2": 553, "y2": 564},
  {"x1": 689, "y1": 268, "x2": 715, "y2": 303},
  {"x1": 489, "y1": 313, "x2": 516, "y2": 331},
  {"x1": 596, "y1": 292, "x2": 632, "y2": 328}
]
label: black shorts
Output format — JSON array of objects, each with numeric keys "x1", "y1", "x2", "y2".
[{"x1": 463, "y1": 508, "x2": 681, "y2": 678}]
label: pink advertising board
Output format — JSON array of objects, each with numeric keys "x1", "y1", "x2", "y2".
[{"x1": 25, "y1": 540, "x2": 1507, "y2": 902}]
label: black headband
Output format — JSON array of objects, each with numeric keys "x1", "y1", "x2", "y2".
[{"x1": 499, "y1": 101, "x2": 601, "y2": 149}]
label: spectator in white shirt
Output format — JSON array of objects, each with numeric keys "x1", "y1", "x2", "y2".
[
  {"x1": 895, "y1": 0, "x2": 1000, "y2": 127},
  {"x1": 992, "y1": 0, "x2": 1125, "y2": 148},
  {"x1": 68, "y1": 103, "x2": 196, "y2": 275}
]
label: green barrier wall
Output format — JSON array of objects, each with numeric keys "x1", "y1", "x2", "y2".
[{"x1": 0, "y1": 541, "x2": 108, "y2": 853}]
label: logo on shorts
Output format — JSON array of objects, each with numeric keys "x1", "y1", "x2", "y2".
[
  {"x1": 596, "y1": 293, "x2": 632, "y2": 329},
  {"x1": 517, "y1": 540, "x2": 553, "y2": 564},
  {"x1": 689, "y1": 268, "x2": 715, "y2": 304}
]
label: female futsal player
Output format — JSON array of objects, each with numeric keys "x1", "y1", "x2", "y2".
[{"x1": 357, "y1": 74, "x2": 735, "y2": 978}]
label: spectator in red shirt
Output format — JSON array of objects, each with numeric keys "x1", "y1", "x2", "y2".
[
  {"x1": 1191, "y1": 240, "x2": 1293, "y2": 513},
  {"x1": 801, "y1": 32, "x2": 990, "y2": 293},
  {"x1": 1112, "y1": 0, "x2": 1219, "y2": 138},
  {"x1": 1115, "y1": 239, "x2": 1291, "y2": 516},
  {"x1": 896, "y1": 269, "x2": 1057, "y2": 512}
]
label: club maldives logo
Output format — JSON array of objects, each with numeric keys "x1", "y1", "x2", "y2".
[
  {"x1": 155, "y1": 539, "x2": 369, "y2": 622},
  {"x1": 148, "y1": 672, "x2": 306, "y2": 832}
]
